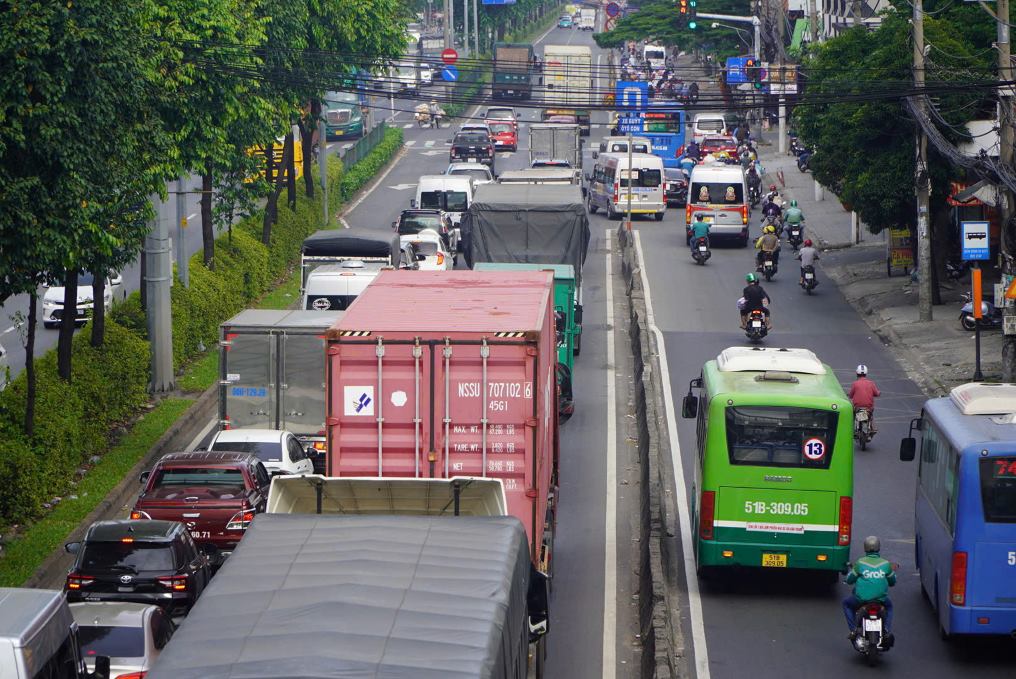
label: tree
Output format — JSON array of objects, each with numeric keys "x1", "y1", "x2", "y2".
[{"x1": 594, "y1": 0, "x2": 752, "y2": 58}]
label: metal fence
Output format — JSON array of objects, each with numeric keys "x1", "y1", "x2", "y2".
[{"x1": 338, "y1": 121, "x2": 388, "y2": 168}]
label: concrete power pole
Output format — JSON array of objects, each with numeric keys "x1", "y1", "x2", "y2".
[
  {"x1": 809, "y1": 0, "x2": 819, "y2": 44},
  {"x1": 998, "y1": 0, "x2": 1016, "y2": 379},
  {"x1": 851, "y1": 0, "x2": 862, "y2": 26},
  {"x1": 144, "y1": 195, "x2": 175, "y2": 392},
  {"x1": 318, "y1": 117, "x2": 329, "y2": 227},
  {"x1": 473, "y1": 0, "x2": 479, "y2": 56},
  {"x1": 463, "y1": 0, "x2": 469, "y2": 57},
  {"x1": 913, "y1": 0, "x2": 933, "y2": 322},
  {"x1": 175, "y1": 176, "x2": 189, "y2": 287}
]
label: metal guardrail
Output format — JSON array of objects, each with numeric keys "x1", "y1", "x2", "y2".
[{"x1": 338, "y1": 121, "x2": 388, "y2": 167}]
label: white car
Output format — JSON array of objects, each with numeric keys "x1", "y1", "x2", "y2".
[
  {"x1": 401, "y1": 229, "x2": 453, "y2": 271},
  {"x1": 419, "y1": 62, "x2": 434, "y2": 85},
  {"x1": 42, "y1": 271, "x2": 125, "y2": 329},
  {"x1": 71, "y1": 602, "x2": 176, "y2": 677},
  {"x1": 444, "y1": 162, "x2": 494, "y2": 186},
  {"x1": 208, "y1": 428, "x2": 314, "y2": 476}
]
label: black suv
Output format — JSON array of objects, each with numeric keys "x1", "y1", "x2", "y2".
[
  {"x1": 65, "y1": 520, "x2": 212, "y2": 615},
  {"x1": 449, "y1": 131, "x2": 495, "y2": 169}
]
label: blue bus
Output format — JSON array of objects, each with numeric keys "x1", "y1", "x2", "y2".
[
  {"x1": 615, "y1": 102, "x2": 685, "y2": 168},
  {"x1": 899, "y1": 382, "x2": 1016, "y2": 637}
]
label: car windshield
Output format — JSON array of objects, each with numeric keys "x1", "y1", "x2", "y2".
[
  {"x1": 325, "y1": 91, "x2": 358, "y2": 105},
  {"x1": 79, "y1": 625, "x2": 146, "y2": 659},
  {"x1": 690, "y1": 181, "x2": 744, "y2": 204},
  {"x1": 618, "y1": 168, "x2": 662, "y2": 188},
  {"x1": 451, "y1": 169, "x2": 491, "y2": 181},
  {"x1": 533, "y1": 160, "x2": 570, "y2": 168},
  {"x1": 411, "y1": 241, "x2": 441, "y2": 256},
  {"x1": 210, "y1": 441, "x2": 283, "y2": 463},
  {"x1": 697, "y1": 119, "x2": 725, "y2": 132},
  {"x1": 489, "y1": 123, "x2": 513, "y2": 134},
  {"x1": 664, "y1": 169, "x2": 685, "y2": 181},
  {"x1": 151, "y1": 467, "x2": 245, "y2": 488},
  {"x1": 81, "y1": 542, "x2": 175, "y2": 572},
  {"x1": 399, "y1": 215, "x2": 442, "y2": 234},
  {"x1": 487, "y1": 110, "x2": 514, "y2": 120},
  {"x1": 456, "y1": 133, "x2": 489, "y2": 144},
  {"x1": 703, "y1": 138, "x2": 733, "y2": 150},
  {"x1": 725, "y1": 406, "x2": 838, "y2": 469},
  {"x1": 980, "y1": 457, "x2": 1016, "y2": 523}
]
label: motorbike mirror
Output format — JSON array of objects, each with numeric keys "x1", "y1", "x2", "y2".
[
  {"x1": 899, "y1": 437, "x2": 917, "y2": 462},
  {"x1": 682, "y1": 393, "x2": 698, "y2": 419}
]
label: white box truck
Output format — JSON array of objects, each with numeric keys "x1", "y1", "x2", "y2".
[{"x1": 541, "y1": 44, "x2": 592, "y2": 135}]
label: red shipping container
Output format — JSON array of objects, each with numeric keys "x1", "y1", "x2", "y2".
[{"x1": 325, "y1": 270, "x2": 560, "y2": 569}]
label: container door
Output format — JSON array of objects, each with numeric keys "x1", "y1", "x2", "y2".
[
  {"x1": 280, "y1": 332, "x2": 328, "y2": 438},
  {"x1": 222, "y1": 331, "x2": 274, "y2": 429}
]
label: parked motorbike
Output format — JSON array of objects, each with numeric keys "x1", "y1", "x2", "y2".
[
  {"x1": 760, "y1": 254, "x2": 778, "y2": 281},
  {"x1": 854, "y1": 407, "x2": 875, "y2": 450},
  {"x1": 744, "y1": 309, "x2": 769, "y2": 342},
  {"x1": 959, "y1": 292, "x2": 1003, "y2": 331},
  {"x1": 801, "y1": 264, "x2": 818, "y2": 295},
  {"x1": 691, "y1": 237, "x2": 711, "y2": 265},
  {"x1": 797, "y1": 149, "x2": 813, "y2": 172},
  {"x1": 849, "y1": 600, "x2": 893, "y2": 666},
  {"x1": 786, "y1": 223, "x2": 804, "y2": 251},
  {"x1": 945, "y1": 259, "x2": 971, "y2": 281},
  {"x1": 789, "y1": 136, "x2": 806, "y2": 157}
]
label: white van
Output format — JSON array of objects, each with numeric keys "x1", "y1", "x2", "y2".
[
  {"x1": 592, "y1": 135, "x2": 652, "y2": 159},
  {"x1": 685, "y1": 162, "x2": 750, "y2": 246},
  {"x1": 643, "y1": 43, "x2": 667, "y2": 70},
  {"x1": 413, "y1": 175, "x2": 472, "y2": 225},
  {"x1": 692, "y1": 112, "x2": 728, "y2": 144},
  {"x1": 586, "y1": 152, "x2": 666, "y2": 221}
]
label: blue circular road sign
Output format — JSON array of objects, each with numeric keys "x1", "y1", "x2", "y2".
[{"x1": 441, "y1": 65, "x2": 459, "y2": 82}]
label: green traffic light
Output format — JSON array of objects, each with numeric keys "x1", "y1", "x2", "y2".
[{"x1": 688, "y1": 20, "x2": 697, "y2": 29}]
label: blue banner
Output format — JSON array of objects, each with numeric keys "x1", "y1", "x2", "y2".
[
  {"x1": 615, "y1": 81, "x2": 650, "y2": 112},
  {"x1": 726, "y1": 57, "x2": 749, "y2": 85}
]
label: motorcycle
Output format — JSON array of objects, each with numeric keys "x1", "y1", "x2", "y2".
[
  {"x1": 760, "y1": 253, "x2": 778, "y2": 281},
  {"x1": 850, "y1": 600, "x2": 893, "y2": 666},
  {"x1": 789, "y1": 136, "x2": 806, "y2": 157},
  {"x1": 801, "y1": 264, "x2": 818, "y2": 295},
  {"x1": 854, "y1": 408, "x2": 874, "y2": 450},
  {"x1": 748, "y1": 183, "x2": 762, "y2": 208},
  {"x1": 691, "y1": 236, "x2": 711, "y2": 265},
  {"x1": 797, "y1": 149, "x2": 813, "y2": 172},
  {"x1": 959, "y1": 292, "x2": 1003, "y2": 331},
  {"x1": 761, "y1": 213, "x2": 781, "y2": 233},
  {"x1": 744, "y1": 309, "x2": 768, "y2": 342},
  {"x1": 945, "y1": 259, "x2": 971, "y2": 281},
  {"x1": 786, "y1": 223, "x2": 804, "y2": 251}
]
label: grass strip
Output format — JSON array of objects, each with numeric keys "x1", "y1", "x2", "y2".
[{"x1": 0, "y1": 398, "x2": 194, "y2": 587}]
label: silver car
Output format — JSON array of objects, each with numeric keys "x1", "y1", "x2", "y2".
[{"x1": 71, "y1": 602, "x2": 176, "y2": 677}]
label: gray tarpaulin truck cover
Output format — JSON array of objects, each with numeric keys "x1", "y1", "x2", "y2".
[
  {"x1": 145, "y1": 514, "x2": 532, "y2": 679},
  {"x1": 463, "y1": 183, "x2": 590, "y2": 284}
]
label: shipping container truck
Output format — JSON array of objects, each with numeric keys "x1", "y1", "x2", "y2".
[
  {"x1": 324, "y1": 270, "x2": 560, "y2": 571},
  {"x1": 145, "y1": 513, "x2": 550, "y2": 679},
  {"x1": 541, "y1": 45, "x2": 592, "y2": 135},
  {"x1": 218, "y1": 309, "x2": 343, "y2": 471},
  {"x1": 493, "y1": 42, "x2": 534, "y2": 99}
]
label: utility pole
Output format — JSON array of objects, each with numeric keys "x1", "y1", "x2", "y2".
[
  {"x1": 175, "y1": 176, "x2": 189, "y2": 287},
  {"x1": 473, "y1": 0, "x2": 479, "y2": 56},
  {"x1": 913, "y1": 0, "x2": 933, "y2": 322},
  {"x1": 318, "y1": 116, "x2": 329, "y2": 227},
  {"x1": 851, "y1": 0, "x2": 862, "y2": 27},
  {"x1": 809, "y1": 0, "x2": 819, "y2": 44},
  {"x1": 998, "y1": 0, "x2": 1016, "y2": 379},
  {"x1": 144, "y1": 195, "x2": 175, "y2": 392},
  {"x1": 463, "y1": 0, "x2": 469, "y2": 57}
]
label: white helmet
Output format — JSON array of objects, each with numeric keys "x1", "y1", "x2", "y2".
[{"x1": 856, "y1": 364, "x2": 868, "y2": 376}]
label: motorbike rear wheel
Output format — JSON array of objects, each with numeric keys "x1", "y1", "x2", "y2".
[{"x1": 865, "y1": 633, "x2": 880, "y2": 666}]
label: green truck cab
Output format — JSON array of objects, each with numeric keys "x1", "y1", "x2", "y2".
[
  {"x1": 473, "y1": 263, "x2": 582, "y2": 369},
  {"x1": 323, "y1": 91, "x2": 365, "y2": 140}
]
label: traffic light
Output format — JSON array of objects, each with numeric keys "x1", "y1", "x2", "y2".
[
  {"x1": 745, "y1": 58, "x2": 764, "y2": 90},
  {"x1": 688, "y1": 0, "x2": 697, "y2": 29},
  {"x1": 678, "y1": 0, "x2": 688, "y2": 26}
]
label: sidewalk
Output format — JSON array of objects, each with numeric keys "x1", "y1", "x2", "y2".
[{"x1": 756, "y1": 145, "x2": 1002, "y2": 395}]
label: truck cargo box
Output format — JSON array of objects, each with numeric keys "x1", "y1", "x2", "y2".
[
  {"x1": 325, "y1": 270, "x2": 558, "y2": 568},
  {"x1": 145, "y1": 514, "x2": 544, "y2": 679},
  {"x1": 463, "y1": 183, "x2": 590, "y2": 286}
]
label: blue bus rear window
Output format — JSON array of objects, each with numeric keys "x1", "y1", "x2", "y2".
[{"x1": 980, "y1": 457, "x2": 1016, "y2": 523}]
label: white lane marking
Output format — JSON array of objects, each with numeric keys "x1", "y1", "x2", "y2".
[
  {"x1": 341, "y1": 145, "x2": 408, "y2": 216},
  {"x1": 424, "y1": 140, "x2": 435, "y2": 148},
  {"x1": 405, "y1": 140, "x2": 417, "y2": 147},
  {"x1": 339, "y1": 217, "x2": 351, "y2": 229},
  {"x1": 1, "y1": 326, "x2": 17, "y2": 336},
  {"x1": 603, "y1": 229, "x2": 618, "y2": 679},
  {"x1": 632, "y1": 229, "x2": 711, "y2": 679},
  {"x1": 403, "y1": 123, "x2": 413, "y2": 129},
  {"x1": 187, "y1": 213, "x2": 197, "y2": 221},
  {"x1": 186, "y1": 418, "x2": 218, "y2": 452},
  {"x1": 534, "y1": 19, "x2": 558, "y2": 45},
  {"x1": 342, "y1": 144, "x2": 353, "y2": 150},
  {"x1": 326, "y1": 143, "x2": 335, "y2": 150}
]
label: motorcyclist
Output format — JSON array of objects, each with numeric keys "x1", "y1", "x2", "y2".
[
  {"x1": 795, "y1": 239, "x2": 820, "y2": 285},
  {"x1": 843, "y1": 535, "x2": 896, "y2": 646},
  {"x1": 746, "y1": 164, "x2": 762, "y2": 201},
  {"x1": 762, "y1": 198, "x2": 783, "y2": 229},
  {"x1": 688, "y1": 213, "x2": 710, "y2": 255},
  {"x1": 677, "y1": 152, "x2": 697, "y2": 178},
  {"x1": 783, "y1": 199, "x2": 805, "y2": 231},
  {"x1": 755, "y1": 224, "x2": 781, "y2": 270},
  {"x1": 740, "y1": 272, "x2": 771, "y2": 328},
  {"x1": 427, "y1": 99, "x2": 441, "y2": 128},
  {"x1": 763, "y1": 184, "x2": 780, "y2": 207},
  {"x1": 848, "y1": 365, "x2": 881, "y2": 432},
  {"x1": 686, "y1": 140, "x2": 701, "y2": 161}
]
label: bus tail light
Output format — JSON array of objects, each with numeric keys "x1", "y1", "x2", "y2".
[
  {"x1": 950, "y1": 551, "x2": 968, "y2": 606},
  {"x1": 837, "y1": 496, "x2": 852, "y2": 546},
  {"x1": 699, "y1": 491, "x2": 716, "y2": 540}
]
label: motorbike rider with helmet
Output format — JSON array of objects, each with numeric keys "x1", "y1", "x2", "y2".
[
  {"x1": 755, "y1": 224, "x2": 781, "y2": 269},
  {"x1": 848, "y1": 365, "x2": 881, "y2": 432},
  {"x1": 740, "y1": 273, "x2": 771, "y2": 328},
  {"x1": 762, "y1": 184, "x2": 781, "y2": 208},
  {"x1": 688, "y1": 213, "x2": 711, "y2": 255},
  {"x1": 795, "y1": 239, "x2": 820, "y2": 285},
  {"x1": 843, "y1": 535, "x2": 896, "y2": 646},
  {"x1": 783, "y1": 199, "x2": 805, "y2": 232}
]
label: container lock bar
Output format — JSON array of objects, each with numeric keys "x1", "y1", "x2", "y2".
[
  {"x1": 481, "y1": 339, "x2": 490, "y2": 478},
  {"x1": 443, "y1": 339, "x2": 452, "y2": 478},
  {"x1": 413, "y1": 339, "x2": 422, "y2": 479},
  {"x1": 376, "y1": 337, "x2": 385, "y2": 476}
]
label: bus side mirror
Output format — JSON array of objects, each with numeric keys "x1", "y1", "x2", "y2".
[
  {"x1": 682, "y1": 394, "x2": 698, "y2": 419},
  {"x1": 899, "y1": 437, "x2": 916, "y2": 462}
]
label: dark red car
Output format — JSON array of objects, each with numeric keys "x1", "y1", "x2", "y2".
[
  {"x1": 700, "y1": 134, "x2": 738, "y2": 160},
  {"x1": 130, "y1": 451, "x2": 271, "y2": 564},
  {"x1": 487, "y1": 121, "x2": 518, "y2": 152}
]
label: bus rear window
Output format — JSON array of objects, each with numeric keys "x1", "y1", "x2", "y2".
[
  {"x1": 725, "y1": 406, "x2": 838, "y2": 469},
  {"x1": 691, "y1": 182, "x2": 744, "y2": 204},
  {"x1": 980, "y1": 457, "x2": 1016, "y2": 523}
]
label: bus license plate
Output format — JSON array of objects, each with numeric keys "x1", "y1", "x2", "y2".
[{"x1": 762, "y1": 553, "x2": 787, "y2": 568}]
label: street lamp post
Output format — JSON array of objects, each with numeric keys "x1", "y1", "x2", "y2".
[{"x1": 710, "y1": 22, "x2": 753, "y2": 52}]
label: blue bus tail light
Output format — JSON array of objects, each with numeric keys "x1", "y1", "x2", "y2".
[{"x1": 950, "y1": 551, "x2": 968, "y2": 606}]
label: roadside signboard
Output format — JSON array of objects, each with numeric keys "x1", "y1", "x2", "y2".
[
  {"x1": 887, "y1": 227, "x2": 914, "y2": 276},
  {"x1": 441, "y1": 48, "x2": 458, "y2": 65},
  {"x1": 441, "y1": 65, "x2": 459, "y2": 82},
  {"x1": 725, "y1": 57, "x2": 749, "y2": 85},
  {"x1": 767, "y1": 64, "x2": 798, "y2": 94},
  {"x1": 617, "y1": 116, "x2": 644, "y2": 134},
  {"x1": 615, "y1": 81, "x2": 649, "y2": 111},
  {"x1": 606, "y1": 2, "x2": 620, "y2": 17},
  {"x1": 961, "y1": 221, "x2": 990, "y2": 260}
]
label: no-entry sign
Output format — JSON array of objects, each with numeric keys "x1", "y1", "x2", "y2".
[{"x1": 442, "y1": 48, "x2": 458, "y2": 65}]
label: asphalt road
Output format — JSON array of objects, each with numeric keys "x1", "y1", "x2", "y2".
[{"x1": 630, "y1": 128, "x2": 1016, "y2": 679}]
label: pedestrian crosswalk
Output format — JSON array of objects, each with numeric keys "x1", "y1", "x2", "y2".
[{"x1": 404, "y1": 140, "x2": 437, "y2": 149}]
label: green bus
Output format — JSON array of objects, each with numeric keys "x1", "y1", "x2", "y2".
[{"x1": 682, "y1": 347, "x2": 854, "y2": 577}]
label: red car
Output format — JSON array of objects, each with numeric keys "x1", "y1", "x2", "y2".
[
  {"x1": 700, "y1": 134, "x2": 738, "y2": 160},
  {"x1": 130, "y1": 451, "x2": 272, "y2": 564},
  {"x1": 487, "y1": 121, "x2": 518, "y2": 151}
]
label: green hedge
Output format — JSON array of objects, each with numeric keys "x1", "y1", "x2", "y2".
[{"x1": 0, "y1": 126, "x2": 404, "y2": 528}]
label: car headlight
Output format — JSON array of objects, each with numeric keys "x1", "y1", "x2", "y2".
[{"x1": 43, "y1": 300, "x2": 58, "y2": 308}]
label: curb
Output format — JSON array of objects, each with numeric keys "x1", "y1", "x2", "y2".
[{"x1": 23, "y1": 380, "x2": 220, "y2": 589}]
